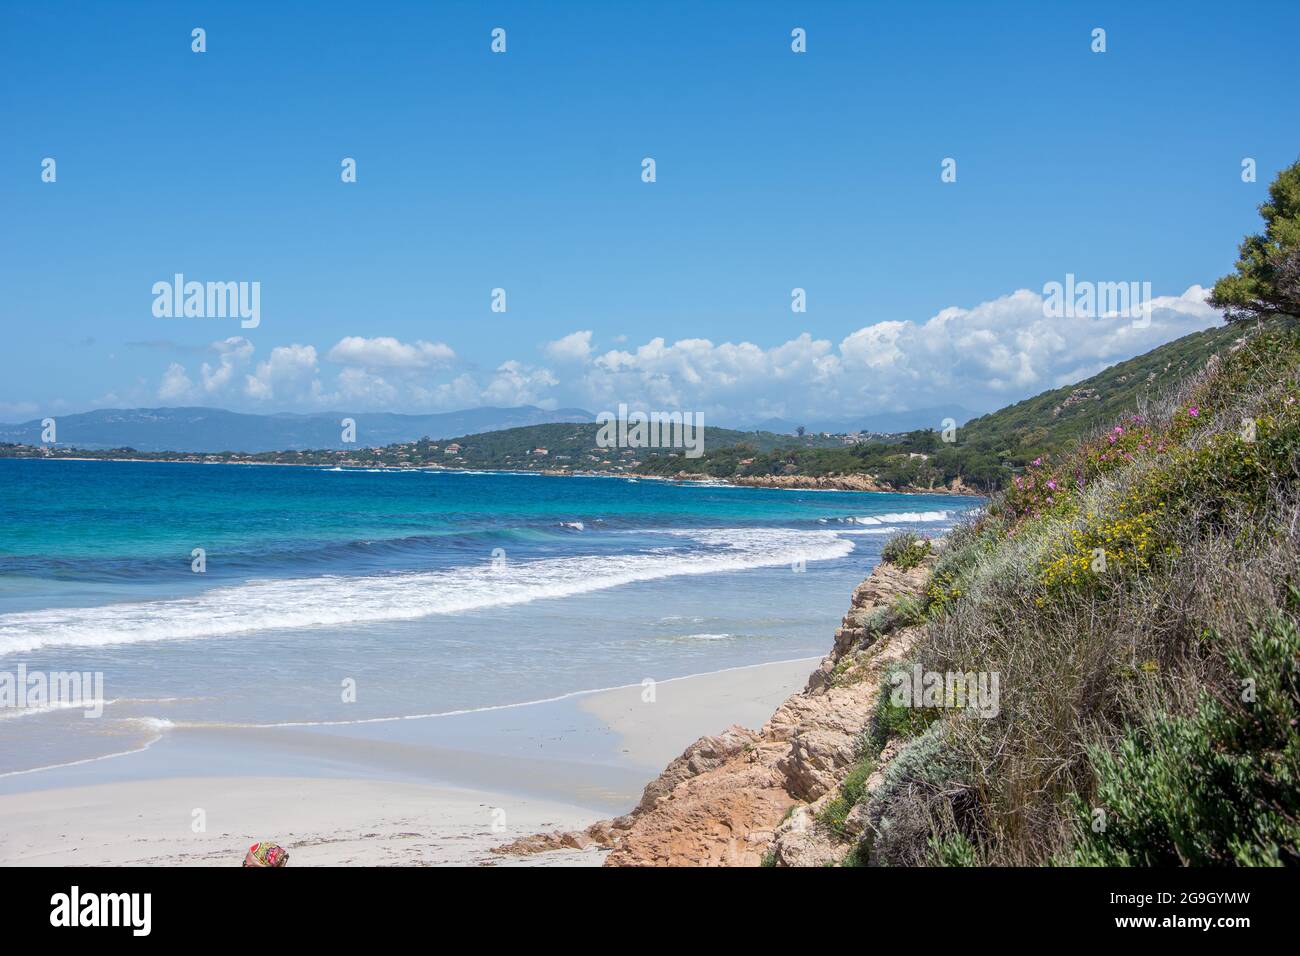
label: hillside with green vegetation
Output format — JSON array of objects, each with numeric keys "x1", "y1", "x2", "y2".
[
  {"x1": 0, "y1": 421, "x2": 847, "y2": 470},
  {"x1": 837, "y1": 318, "x2": 1300, "y2": 866},
  {"x1": 817, "y1": 160, "x2": 1300, "y2": 867},
  {"x1": 411, "y1": 421, "x2": 844, "y2": 472}
]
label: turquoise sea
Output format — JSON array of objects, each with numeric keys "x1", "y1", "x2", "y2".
[{"x1": 0, "y1": 459, "x2": 982, "y2": 777}]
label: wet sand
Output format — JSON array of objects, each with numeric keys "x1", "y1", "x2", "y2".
[{"x1": 0, "y1": 657, "x2": 815, "y2": 865}]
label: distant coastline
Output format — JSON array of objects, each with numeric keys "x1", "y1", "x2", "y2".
[{"x1": 0, "y1": 450, "x2": 983, "y2": 497}]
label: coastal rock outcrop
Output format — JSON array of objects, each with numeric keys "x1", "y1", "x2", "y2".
[
  {"x1": 495, "y1": 547, "x2": 937, "y2": 866},
  {"x1": 634, "y1": 725, "x2": 760, "y2": 811},
  {"x1": 808, "y1": 560, "x2": 931, "y2": 694},
  {"x1": 721, "y1": 473, "x2": 974, "y2": 495},
  {"x1": 769, "y1": 804, "x2": 843, "y2": 867}
]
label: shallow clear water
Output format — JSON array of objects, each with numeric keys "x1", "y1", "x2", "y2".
[{"x1": 0, "y1": 459, "x2": 981, "y2": 775}]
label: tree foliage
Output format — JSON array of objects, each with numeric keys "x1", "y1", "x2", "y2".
[{"x1": 1210, "y1": 160, "x2": 1300, "y2": 323}]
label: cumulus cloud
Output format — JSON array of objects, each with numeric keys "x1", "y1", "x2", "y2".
[
  {"x1": 479, "y1": 360, "x2": 559, "y2": 408},
  {"x1": 543, "y1": 330, "x2": 593, "y2": 363},
  {"x1": 158, "y1": 363, "x2": 195, "y2": 402},
  {"x1": 152, "y1": 336, "x2": 560, "y2": 412},
  {"x1": 147, "y1": 285, "x2": 1222, "y2": 421},
  {"x1": 154, "y1": 337, "x2": 258, "y2": 402},
  {"x1": 566, "y1": 285, "x2": 1222, "y2": 420},
  {"x1": 326, "y1": 336, "x2": 455, "y2": 370},
  {"x1": 201, "y1": 336, "x2": 254, "y2": 393},
  {"x1": 244, "y1": 344, "x2": 319, "y2": 401}
]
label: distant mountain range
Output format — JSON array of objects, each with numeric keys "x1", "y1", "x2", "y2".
[
  {"x1": 744, "y1": 406, "x2": 978, "y2": 435},
  {"x1": 0, "y1": 403, "x2": 978, "y2": 453},
  {"x1": 0, "y1": 406, "x2": 594, "y2": 452}
]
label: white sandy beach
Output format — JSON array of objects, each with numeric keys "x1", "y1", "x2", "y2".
[
  {"x1": 579, "y1": 656, "x2": 815, "y2": 768},
  {"x1": 0, "y1": 776, "x2": 605, "y2": 867},
  {"x1": 0, "y1": 657, "x2": 815, "y2": 866}
]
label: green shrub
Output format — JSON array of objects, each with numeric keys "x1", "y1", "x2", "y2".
[
  {"x1": 930, "y1": 832, "x2": 979, "y2": 866},
  {"x1": 855, "y1": 722, "x2": 973, "y2": 867},
  {"x1": 890, "y1": 594, "x2": 927, "y2": 626},
  {"x1": 882, "y1": 532, "x2": 932, "y2": 570},
  {"x1": 816, "y1": 757, "x2": 875, "y2": 838},
  {"x1": 867, "y1": 663, "x2": 942, "y2": 756},
  {"x1": 1070, "y1": 608, "x2": 1300, "y2": 866}
]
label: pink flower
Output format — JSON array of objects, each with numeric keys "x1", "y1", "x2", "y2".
[
  {"x1": 1188, "y1": 406, "x2": 1199, "y2": 417},
  {"x1": 1047, "y1": 479, "x2": 1057, "y2": 491},
  {"x1": 1032, "y1": 457, "x2": 1042, "y2": 467}
]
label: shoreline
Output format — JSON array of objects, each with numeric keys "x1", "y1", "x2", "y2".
[
  {"x1": 0, "y1": 656, "x2": 824, "y2": 783},
  {"x1": 1, "y1": 453, "x2": 987, "y2": 497},
  {"x1": 0, "y1": 657, "x2": 816, "y2": 866}
]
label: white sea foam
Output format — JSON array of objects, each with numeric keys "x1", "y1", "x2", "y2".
[
  {"x1": 0, "y1": 698, "x2": 114, "y2": 720},
  {"x1": 850, "y1": 510, "x2": 952, "y2": 525},
  {"x1": 0, "y1": 528, "x2": 854, "y2": 654}
]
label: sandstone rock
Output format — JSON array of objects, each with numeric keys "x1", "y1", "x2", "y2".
[
  {"x1": 636, "y1": 724, "x2": 759, "y2": 812},
  {"x1": 491, "y1": 819, "x2": 620, "y2": 857},
  {"x1": 603, "y1": 755, "x2": 795, "y2": 867},
  {"x1": 806, "y1": 654, "x2": 837, "y2": 695},
  {"x1": 843, "y1": 802, "x2": 869, "y2": 838},
  {"x1": 864, "y1": 739, "x2": 904, "y2": 796},
  {"x1": 770, "y1": 806, "x2": 845, "y2": 867},
  {"x1": 779, "y1": 728, "x2": 859, "y2": 801}
]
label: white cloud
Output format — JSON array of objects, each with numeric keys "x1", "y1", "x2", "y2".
[
  {"x1": 326, "y1": 336, "x2": 455, "y2": 370},
  {"x1": 158, "y1": 363, "x2": 195, "y2": 401},
  {"x1": 144, "y1": 284, "x2": 1222, "y2": 421},
  {"x1": 543, "y1": 330, "x2": 594, "y2": 363},
  {"x1": 479, "y1": 360, "x2": 559, "y2": 408},
  {"x1": 566, "y1": 285, "x2": 1222, "y2": 420},
  {"x1": 201, "y1": 336, "x2": 254, "y2": 393},
  {"x1": 244, "y1": 344, "x2": 319, "y2": 401},
  {"x1": 152, "y1": 338, "x2": 560, "y2": 412},
  {"x1": 333, "y1": 366, "x2": 398, "y2": 406}
]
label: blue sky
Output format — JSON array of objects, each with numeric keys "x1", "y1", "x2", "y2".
[{"x1": 2, "y1": 0, "x2": 1297, "y2": 426}]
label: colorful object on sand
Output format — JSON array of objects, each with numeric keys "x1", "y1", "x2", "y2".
[{"x1": 243, "y1": 841, "x2": 289, "y2": 867}]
